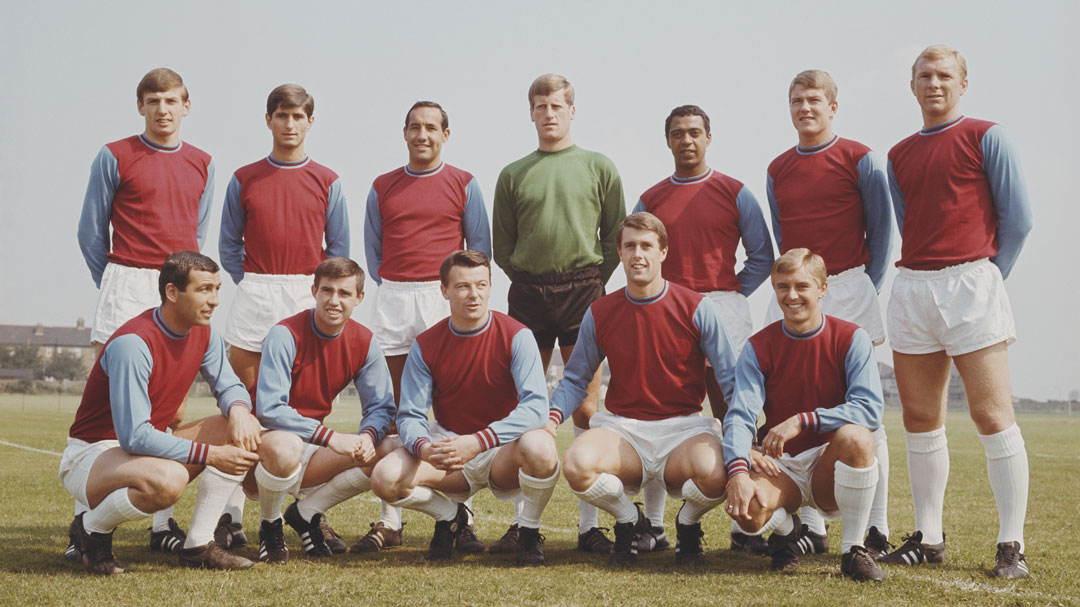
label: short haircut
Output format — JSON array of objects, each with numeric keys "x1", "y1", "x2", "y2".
[
  {"x1": 912, "y1": 44, "x2": 968, "y2": 79},
  {"x1": 266, "y1": 83, "x2": 314, "y2": 117},
  {"x1": 528, "y1": 73, "x2": 574, "y2": 108},
  {"x1": 617, "y1": 212, "x2": 668, "y2": 250},
  {"x1": 771, "y1": 248, "x2": 827, "y2": 287},
  {"x1": 137, "y1": 68, "x2": 188, "y2": 102},
  {"x1": 159, "y1": 251, "x2": 219, "y2": 301},
  {"x1": 664, "y1": 105, "x2": 711, "y2": 137},
  {"x1": 405, "y1": 101, "x2": 449, "y2": 130},
  {"x1": 314, "y1": 257, "x2": 364, "y2": 294},
  {"x1": 788, "y1": 69, "x2": 838, "y2": 103},
  {"x1": 439, "y1": 250, "x2": 491, "y2": 286}
]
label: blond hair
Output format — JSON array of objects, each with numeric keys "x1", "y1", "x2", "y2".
[
  {"x1": 771, "y1": 248, "x2": 827, "y2": 286},
  {"x1": 789, "y1": 69, "x2": 838, "y2": 103},
  {"x1": 912, "y1": 44, "x2": 968, "y2": 79}
]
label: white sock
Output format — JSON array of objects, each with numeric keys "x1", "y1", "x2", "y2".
[
  {"x1": 151, "y1": 505, "x2": 175, "y2": 532},
  {"x1": 518, "y1": 467, "x2": 560, "y2": 529},
  {"x1": 574, "y1": 473, "x2": 638, "y2": 524},
  {"x1": 759, "y1": 507, "x2": 793, "y2": 536},
  {"x1": 574, "y1": 425, "x2": 601, "y2": 533},
  {"x1": 800, "y1": 505, "x2": 827, "y2": 535},
  {"x1": 868, "y1": 426, "x2": 890, "y2": 536},
  {"x1": 642, "y1": 477, "x2": 667, "y2": 528},
  {"x1": 297, "y1": 467, "x2": 372, "y2": 521},
  {"x1": 834, "y1": 459, "x2": 879, "y2": 554},
  {"x1": 677, "y1": 479, "x2": 725, "y2": 525},
  {"x1": 184, "y1": 466, "x2": 244, "y2": 549},
  {"x1": 224, "y1": 484, "x2": 246, "y2": 522},
  {"x1": 463, "y1": 495, "x2": 476, "y2": 526},
  {"x1": 906, "y1": 427, "x2": 948, "y2": 545},
  {"x1": 378, "y1": 500, "x2": 403, "y2": 531},
  {"x1": 256, "y1": 462, "x2": 300, "y2": 522},
  {"x1": 511, "y1": 493, "x2": 526, "y2": 526},
  {"x1": 393, "y1": 486, "x2": 458, "y2": 522},
  {"x1": 979, "y1": 424, "x2": 1028, "y2": 552},
  {"x1": 74, "y1": 501, "x2": 88, "y2": 516},
  {"x1": 83, "y1": 488, "x2": 151, "y2": 534}
]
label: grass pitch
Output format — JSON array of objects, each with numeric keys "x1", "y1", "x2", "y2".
[{"x1": 1, "y1": 394, "x2": 1077, "y2": 606}]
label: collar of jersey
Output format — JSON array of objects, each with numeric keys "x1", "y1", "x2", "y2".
[
  {"x1": 138, "y1": 134, "x2": 182, "y2": 153},
  {"x1": 796, "y1": 134, "x2": 839, "y2": 155},
  {"x1": 404, "y1": 162, "x2": 445, "y2": 178},
  {"x1": 669, "y1": 168, "x2": 712, "y2": 186},
  {"x1": 624, "y1": 281, "x2": 669, "y2": 306},
  {"x1": 781, "y1": 315, "x2": 826, "y2": 340},
  {"x1": 920, "y1": 115, "x2": 965, "y2": 136},
  {"x1": 449, "y1": 311, "x2": 492, "y2": 337},
  {"x1": 153, "y1": 307, "x2": 188, "y2": 340},
  {"x1": 309, "y1": 309, "x2": 344, "y2": 340},
  {"x1": 267, "y1": 155, "x2": 310, "y2": 169}
]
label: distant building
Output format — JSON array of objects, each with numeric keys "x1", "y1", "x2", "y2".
[{"x1": 0, "y1": 318, "x2": 96, "y2": 374}]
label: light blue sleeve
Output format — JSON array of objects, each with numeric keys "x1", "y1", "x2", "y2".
[
  {"x1": 325, "y1": 178, "x2": 351, "y2": 258},
  {"x1": 734, "y1": 185, "x2": 775, "y2": 296},
  {"x1": 765, "y1": 174, "x2": 782, "y2": 253},
  {"x1": 887, "y1": 161, "x2": 906, "y2": 236},
  {"x1": 363, "y1": 185, "x2": 383, "y2": 286},
  {"x1": 77, "y1": 146, "x2": 120, "y2": 287},
  {"x1": 815, "y1": 329, "x2": 883, "y2": 432},
  {"x1": 462, "y1": 177, "x2": 492, "y2": 258},
  {"x1": 549, "y1": 309, "x2": 605, "y2": 423},
  {"x1": 256, "y1": 325, "x2": 321, "y2": 440},
  {"x1": 631, "y1": 199, "x2": 645, "y2": 214},
  {"x1": 981, "y1": 125, "x2": 1034, "y2": 280},
  {"x1": 484, "y1": 330, "x2": 548, "y2": 442},
  {"x1": 722, "y1": 343, "x2": 766, "y2": 469},
  {"x1": 218, "y1": 175, "x2": 246, "y2": 284},
  {"x1": 200, "y1": 325, "x2": 253, "y2": 416},
  {"x1": 693, "y1": 299, "x2": 737, "y2": 405},
  {"x1": 396, "y1": 340, "x2": 435, "y2": 456},
  {"x1": 197, "y1": 161, "x2": 215, "y2": 250},
  {"x1": 354, "y1": 338, "x2": 395, "y2": 442},
  {"x1": 103, "y1": 335, "x2": 197, "y2": 462},
  {"x1": 855, "y1": 152, "x2": 894, "y2": 292}
]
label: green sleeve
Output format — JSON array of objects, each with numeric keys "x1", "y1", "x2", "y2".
[
  {"x1": 596, "y1": 158, "x2": 626, "y2": 282},
  {"x1": 492, "y1": 167, "x2": 518, "y2": 280}
]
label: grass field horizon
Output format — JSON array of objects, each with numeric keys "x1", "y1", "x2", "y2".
[{"x1": 2, "y1": 394, "x2": 1077, "y2": 606}]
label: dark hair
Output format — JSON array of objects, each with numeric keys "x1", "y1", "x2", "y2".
[
  {"x1": 439, "y1": 250, "x2": 491, "y2": 285},
  {"x1": 267, "y1": 83, "x2": 314, "y2": 117},
  {"x1": 137, "y1": 68, "x2": 188, "y2": 102},
  {"x1": 159, "y1": 251, "x2": 219, "y2": 300},
  {"x1": 314, "y1": 257, "x2": 364, "y2": 293},
  {"x1": 405, "y1": 101, "x2": 449, "y2": 130},
  {"x1": 617, "y1": 212, "x2": 668, "y2": 250},
  {"x1": 665, "y1": 105, "x2": 710, "y2": 137}
]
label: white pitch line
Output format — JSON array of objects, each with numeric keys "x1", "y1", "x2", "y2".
[
  {"x1": 1031, "y1": 452, "x2": 1080, "y2": 460},
  {"x1": 0, "y1": 439, "x2": 62, "y2": 457},
  {"x1": 907, "y1": 572, "x2": 1063, "y2": 602}
]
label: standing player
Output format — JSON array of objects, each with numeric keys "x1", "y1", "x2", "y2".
[
  {"x1": 218, "y1": 84, "x2": 350, "y2": 550},
  {"x1": 632, "y1": 105, "x2": 773, "y2": 551},
  {"x1": 61, "y1": 252, "x2": 260, "y2": 574},
  {"x1": 492, "y1": 74, "x2": 626, "y2": 553},
  {"x1": 75, "y1": 67, "x2": 214, "y2": 557},
  {"x1": 723, "y1": 248, "x2": 886, "y2": 582},
  {"x1": 370, "y1": 250, "x2": 558, "y2": 566},
  {"x1": 551, "y1": 212, "x2": 738, "y2": 566},
  {"x1": 765, "y1": 70, "x2": 894, "y2": 557},
  {"x1": 249, "y1": 257, "x2": 396, "y2": 563},
  {"x1": 362, "y1": 100, "x2": 491, "y2": 553},
  {"x1": 880, "y1": 45, "x2": 1033, "y2": 579}
]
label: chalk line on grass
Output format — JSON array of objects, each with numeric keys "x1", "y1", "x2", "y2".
[{"x1": 0, "y1": 439, "x2": 62, "y2": 457}]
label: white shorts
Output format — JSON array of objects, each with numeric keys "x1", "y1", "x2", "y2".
[
  {"x1": 773, "y1": 443, "x2": 838, "y2": 519},
  {"x1": 371, "y1": 279, "x2": 450, "y2": 356},
  {"x1": 225, "y1": 273, "x2": 315, "y2": 352},
  {"x1": 59, "y1": 438, "x2": 120, "y2": 506},
  {"x1": 887, "y1": 259, "x2": 1016, "y2": 356},
  {"x1": 703, "y1": 290, "x2": 753, "y2": 355},
  {"x1": 765, "y1": 265, "x2": 885, "y2": 345},
  {"x1": 588, "y1": 411, "x2": 722, "y2": 496},
  {"x1": 244, "y1": 443, "x2": 322, "y2": 501},
  {"x1": 92, "y1": 263, "x2": 161, "y2": 344},
  {"x1": 430, "y1": 422, "x2": 517, "y2": 501}
]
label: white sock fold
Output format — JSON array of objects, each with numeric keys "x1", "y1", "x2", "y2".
[
  {"x1": 256, "y1": 462, "x2": 300, "y2": 522},
  {"x1": 573, "y1": 425, "x2": 601, "y2": 533},
  {"x1": 84, "y1": 488, "x2": 151, "y2": 534},
  {"x1": 575, "y1": 472, "x2": 638, "y2": 524},
  {"x1": 642, "y1": 477, "x2": 667, "y2": 528},
  {"x1": 224, "y1": 484, "x2": 246, "y2": 521},
  {"x1": 378, "y1": 500, "x2": 402, "y2": 531},
  {"x1": 799, "y1": 505, "x2": 827, "y2": 535},
  {"x1": 184, "y1": 466, "x2": 244, "y2": 549},
  {"x1": 677, "y1": 479, "x2": 725, "y2": 525},
  {"x1": 151, "y1": 505, "x2": 176, "y2": 532},
  {"x1": 759, "y1": 507, "x2": 793, "y2": 537},
  {"x1": 979, "y1": 424, "x2": 1028, "y2": 552},
  {"x1": 511, "y1": 493, "x2": 526, "y2": 526},
  {"x1": 393, "y1": 486, "x2": 458, "y2": 522},
  {"x1": 463, "y1": 495, "x2": 476, "y2": 525},
  {"x1": 834, "y1": 459, "x2": 879, "y2": 553},
  {"x1": 869, "y1": 425, "x2": 890, "y2": 536},
  {"x1": 518, "y1": 466, "x2": 560, "y2": 529},
  {"x1": 906, "y1": 427, "x2": 948, "y2": 545},
  {"x1": 297, "y1": 467, "x2": 372, "y2": 521}
]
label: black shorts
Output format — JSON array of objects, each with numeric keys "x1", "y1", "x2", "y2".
[{"x1": 508, "y1": 266, "x2": 604, "y2": 350}]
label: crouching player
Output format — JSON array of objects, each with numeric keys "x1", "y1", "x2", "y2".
[
  {"x1": 248, "y1": 257, "x2": 396, "y2": 563},
  {"x1": 371, "y1": 250, "x2": 558, "y2": 566},
  {"x1": 60, "y1": 252, "x2": 260, "y2": 574},
  {"x1": 551, "y1": 212, "x2": 738, "y2": 566},
  {"x1": 723, "y1": 249, "x2": 886, "y2": 582}
]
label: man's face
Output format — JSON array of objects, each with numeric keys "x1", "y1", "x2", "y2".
[
  {"x1": 266, "y1": 104, "x2": 314, "y2": 151},
  {"x1": 618, "y1": 227, "x2": 667, "y2": 288},
  {"x1": 137, "y1": 87, "x2": 190, "y2": 142},
  {"x1": 311, "y1": 275, "x2": 362, "y2": 333},
  {"x1": 404, "y1": 107, "x2": 449, "y2": 167},
  {"x1": 666, "y1": 114, "x2": 711, "y2": 174},
  {"x1": 772, "y1": 266, "x2": 827, "y2": 329},
  {"x1": 911, "y1": 56, "x2": 968, "y2": 122},
  {"x1": 169, "y1": 270, "x2": 221, "y2": 328},
  {"x1": 441, "y1": 265, "x2": 491, "y2": 327},
  {"x1": 530, "y1": 90, "x2": 575, "y2": 146},
  {"x1": 788, "y1": 85, "x2": 837, "y2": 141}
]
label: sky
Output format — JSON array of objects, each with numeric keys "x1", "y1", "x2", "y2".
[{"x1": 0, "y1": 0, "x2": 1076, "y2": 400}]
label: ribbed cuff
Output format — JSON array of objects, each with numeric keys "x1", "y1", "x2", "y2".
[
  {"x1": 360, "y1": 426, "x2": 380, "y2": 444},
  {"x1": 726, "y1": 457, "x2": 750, "y2": 478},
  {"x1": 310, "y1": 424, "x2": 335, "y2": 447},
  {"x1": 410, "y1": 437, "x2": 430, "y2": 459},
  {"x1": 186, "y1": 441, "x2": 209, "y2": 465},
  {"x1": 798, "y1": 411, "x2": 821, "y2": 432},
  {"x1": 548, "y1": 409, "x2": 564, "y2": 426},
  {"x1": 472, "y1": 427, "x2": 499, "y2": 451}
]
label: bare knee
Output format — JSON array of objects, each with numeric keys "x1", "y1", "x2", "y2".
[
  {"x1": 562, "y1": 444, "x2": 599, "y2": 492},
  {"x1": 133, "y1": 463, "x2": 188, "y2": 511},
  {"x1": 735, "y1": 503, "x2": 771, "y2": 535},
  {"x1": 370, "y1": 451, "x2": 414, "y2": 502},
  {"x1": 901, "y1": 402, "x2": 944, "y2": 432},
  {"x1": 968, "y1": 402, "x2": 1016, "y2": 435},
  {"x1": 516, "y1": 430, "x2": 559, "y2": 477},
  {"x1": 832, "y1": 425, "x2": 875, "y2": 467},
  {"x1": 259, "y1": 432, "x2": 304, "y2": 475}
]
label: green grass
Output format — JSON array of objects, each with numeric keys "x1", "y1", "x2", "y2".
[{"x1": 1, "y1": 394, "x2": 1077, "y2": 606}]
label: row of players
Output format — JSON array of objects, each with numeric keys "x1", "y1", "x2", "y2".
[{"x1": 69, "y1": 43, "x2": 1032, "y2": 580}]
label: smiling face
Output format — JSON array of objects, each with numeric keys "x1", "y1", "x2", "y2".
[
  {"x1": 666, "y1": 114, "x2": 711, "y2": 177},
  {"x1": 138, "y1": 86, "x2": 190, "y2": 146},
  {"x1": 530, "y1": 89, "x2": 575, "y2": 151},
  {"x1": 404, "y1": 106, "x2": 449, "y2": 171},
  {"x1": 266, "y1": 104, "x2": 314, "y2": 155},
  {"x1": 911, "y1": 55, "x2": 968, "y2": 127},
  {"x1": 441, "y1": 264, "x2": 491, "y2": 330},
  {"x1": 166, "y1": 269, "x2": 221, "y2": 331},
  {"x1": 311, "y1": 275, "x2": 362, "y2": 335},
  {"x1": 772, "y1": 265, "x2": 827, "y2": 333},
  {"x1": 788, "y1": 84, "x2": 837, "y2": 147},
  {"x1": 618, "y1": 226, "x2": 668, "y2": 295}
]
